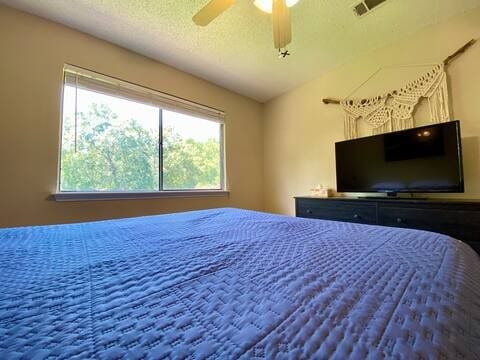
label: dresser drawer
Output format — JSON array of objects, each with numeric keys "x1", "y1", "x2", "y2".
[
  {"x1": 467, "y1": 242, "x2": 480, "y2": 254},
  {"x1": 295, "y1": 197, "x2": 480, "y2": 255},
  {"x1": 378, "y1": 205, "x2": 480, "y2": 244},
  {"x1": 454, "y1": 210, "x2": 480, "y2": 243},
  {"x1": 378, "y1": 206, "x2": 457, "y2": 236},
  {"x1": 296, "y1": 199, "x2": 376, "y2": 225}
]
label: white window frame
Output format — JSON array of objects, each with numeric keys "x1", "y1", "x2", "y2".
[{"x1": 54, "y1": 64, "x2": 228, "y2": 201}]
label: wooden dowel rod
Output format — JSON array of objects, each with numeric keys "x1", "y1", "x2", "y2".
[
  {"x1": 322, "y1": 39, "x2": 477, "y2": 105},
  {"x1": 443, "y1": 38, "x2": 476, "y2": 65},
  {"x1": 322, "y1": 98, "x2": 341, "y2": 104}
]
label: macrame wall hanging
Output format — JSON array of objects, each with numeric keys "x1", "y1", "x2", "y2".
[{"x1": 323, "y1": 39, "x2": 477, "y2": 139}]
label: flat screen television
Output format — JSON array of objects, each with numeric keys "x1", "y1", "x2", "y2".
[{"x1": 335, "y1": 120, "x2": 464, "y2": 195}]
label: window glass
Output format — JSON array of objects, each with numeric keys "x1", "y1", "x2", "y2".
[
  {"x1": 162, "y1": 110, "x2": 222, "y2": 190},
  {"x1": 59, "y1": 80, "x2": 224, "y2": 193},
  {"x1": 60, "y1": 86, "x2": 160, "y2": 191}
]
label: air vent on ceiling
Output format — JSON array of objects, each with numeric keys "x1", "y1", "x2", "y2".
[{"x1": 353, "y1": 0, "x2": 388, "y2": 17}]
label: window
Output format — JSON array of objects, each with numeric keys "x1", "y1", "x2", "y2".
[{"x1": 58, "y1": 65, "x2": 225, "y2": 198}]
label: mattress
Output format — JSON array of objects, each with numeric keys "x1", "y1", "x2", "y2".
[{"x1": 0, "y1": 208, "x2": 479, "y2": 359}]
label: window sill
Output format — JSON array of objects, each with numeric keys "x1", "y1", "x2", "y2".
[{"x1": 52, "y1": 190, "x2": 229, "y2": 202}]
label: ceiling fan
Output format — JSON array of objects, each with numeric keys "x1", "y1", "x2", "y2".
[{"x1": 192, "y1": 0, "x2": 300, "y2": 56}]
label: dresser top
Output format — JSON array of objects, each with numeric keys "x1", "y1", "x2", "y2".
[{"x1": 295, "y1": 196, "x2": 480, "y2": 206}]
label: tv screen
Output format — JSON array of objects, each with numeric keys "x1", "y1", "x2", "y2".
[{"x1": 335, "y1": 121, "x2": 464, "y2": 194}]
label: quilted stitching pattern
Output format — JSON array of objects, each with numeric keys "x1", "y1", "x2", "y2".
[{"x1": 0, "y1": 208, "x2": 479, "y2": 359}]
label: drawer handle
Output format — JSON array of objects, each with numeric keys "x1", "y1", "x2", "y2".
[
  {"x1": 396, "y1": 217, "x2": 403, "y2": 223},
  {"x1": 306, "y1": 209, "x2": 312, "y2": 214},
  {"x1": 353, "y1": 213, "x2": 360, "y2": 219}
]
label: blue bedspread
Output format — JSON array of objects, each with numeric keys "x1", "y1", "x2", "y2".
[{"x1": 0, "y1": 208, "x2": 479, "y2": 359}]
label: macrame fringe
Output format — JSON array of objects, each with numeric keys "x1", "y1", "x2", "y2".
[
  {"x1": 371, "y1": 123, "x2": 390, "y2": 136},
  {"x1": 344, "y1": 115, "x2": 357, "y2": 139},
  {"x1": 428, "y1": 74, "x2": 450, "y2": 124},
  {"x1": 341, "y1": 63, "x2": 451, "y2": 139}
]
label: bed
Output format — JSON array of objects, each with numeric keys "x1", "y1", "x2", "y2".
[{"x1": 0, "y1": 208, "x2": 479, "y2": 359}]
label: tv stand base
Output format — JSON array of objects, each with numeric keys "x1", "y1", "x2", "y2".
[{"x1": 358, "y1": 196, "x2": 429, "y2": 200}]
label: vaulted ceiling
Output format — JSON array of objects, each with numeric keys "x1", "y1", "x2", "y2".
[{"x1": 2, "y1": 0, "x2": 480, "y2": 101}]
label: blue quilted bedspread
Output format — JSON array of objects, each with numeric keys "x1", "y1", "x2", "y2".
[{"x1": 0, "y1": 208, "x2": 479, "y2": 359}]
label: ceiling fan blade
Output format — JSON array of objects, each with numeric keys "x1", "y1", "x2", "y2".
[
  {"x1": 193, "y1": 0, "x2": 236, "y2": 26},
  {"x1": 272, "y1": 0, "x2": 292, "y2": 49}
]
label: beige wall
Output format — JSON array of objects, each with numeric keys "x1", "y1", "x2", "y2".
[
  {"x1": 2, "y1": 5, "x2": 480, "y2": 226},
  {"x1": 0, "y1": 5, "x2": 264, "y2": 227},
  {"x1": 264, "y1": 7, "x2": 480, "y2": 215}
]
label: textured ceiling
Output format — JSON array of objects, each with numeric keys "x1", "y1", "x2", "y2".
[{"x1": 2, "y1": 0, "x2": 480, "y2": 102}]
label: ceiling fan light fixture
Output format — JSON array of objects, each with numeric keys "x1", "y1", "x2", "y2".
[{"x1": 254, "y1": 0, "x2": 300, "y2": 14}]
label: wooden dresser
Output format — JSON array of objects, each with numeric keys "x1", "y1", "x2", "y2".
[{"x1": 295, "y1": 196, "x2": 480, "y2": 254}]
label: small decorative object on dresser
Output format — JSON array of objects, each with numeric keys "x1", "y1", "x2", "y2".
[
  {"x1": 309, "y1": 184, "x2": 332, "y2": 197},
  {"x1": 295, "y1": 196, "x2": 480, "y2": 254}
]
